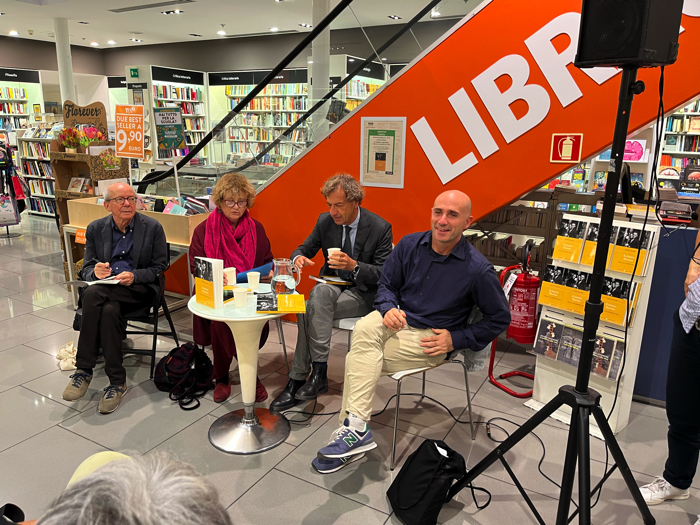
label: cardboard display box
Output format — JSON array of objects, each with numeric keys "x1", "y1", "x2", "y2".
[{"x1": 66, "y1": 197, "x2": 208, "y2": 246}]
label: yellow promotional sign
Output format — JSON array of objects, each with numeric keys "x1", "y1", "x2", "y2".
[{"x1": 115, "y1": 105, "x2": 144, "y2": 159}]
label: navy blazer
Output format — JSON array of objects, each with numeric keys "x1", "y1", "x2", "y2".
[
  {"x1": 291, "y1": 207, "x2": 393, "y2": 309},
  {"x1": 79, "y1": 212, "x2": 168, "y2": 293}
]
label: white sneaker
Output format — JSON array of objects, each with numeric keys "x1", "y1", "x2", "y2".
[{"x1": 639, "y1": 477, "x2": 689, "y2": 505}]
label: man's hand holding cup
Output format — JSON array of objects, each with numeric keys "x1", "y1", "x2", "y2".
[{"x1": 327, "y1": 248, "x2": 355, "y2": 272}]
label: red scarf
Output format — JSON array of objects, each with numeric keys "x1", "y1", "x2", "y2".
[{"x1": 204, "y1": 208, "x2": 257, "y2": 272}]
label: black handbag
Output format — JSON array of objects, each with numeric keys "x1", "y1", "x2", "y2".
[{"x1": 387, "y1": 439, "x2": 468, "y2": 525}]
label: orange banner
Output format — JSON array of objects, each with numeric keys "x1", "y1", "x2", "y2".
[
  {"x1": 115, "y1": 105, "x2": 144, "y2": 159},
  {"x1": 75, "y1": 229, "x2": 86, "y2": 245}
]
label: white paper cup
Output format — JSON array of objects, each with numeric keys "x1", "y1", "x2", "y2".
[
  {"x1": 327, "y1": 248, "x2": 341, "y2": 256},
  {"x1": 247, "y1": 271, "x2": 260, "y2": 290},
  {"x1": 223, "y1": 267, "x2": 236, "y2": 285},
  {"x1": 234, "y1": 288, "x2": 248, "y2": 308}
]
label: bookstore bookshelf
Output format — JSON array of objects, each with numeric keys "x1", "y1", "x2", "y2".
[
  {"x1": 208, "y1": 69, "x2": 308, "y2": 167},
  {"x1": 0, "y1": 68, "x2": 45, "y2": 166},
  {"x1": 17, "y1": 123, "x2": 62, "y2": 217},
  {"x1": 658, "y1": 97, "x2": 700, "y2": 196},
  {"x1": 527, "y1": 213, "x2": 660, "y2": 434}
]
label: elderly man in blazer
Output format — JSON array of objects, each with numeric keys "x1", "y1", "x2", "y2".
[
  {"x1": 62, "y1": 182, "x2": 168, "y2": 414},
  {"x1": 271, "y1": 174, "x2": 393, "y2": 412}
]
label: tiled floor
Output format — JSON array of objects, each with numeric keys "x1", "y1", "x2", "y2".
[{"x1": 0, "y1": 215, "x2": 697, "y2": 524}]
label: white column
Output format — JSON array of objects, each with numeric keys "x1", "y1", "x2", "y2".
[
  {"x1": 311, "y1": 0, "x2": 331, "y2": 140},
  {"x1": 54, "y1": 18, "x2": 76, "y2": 103}
]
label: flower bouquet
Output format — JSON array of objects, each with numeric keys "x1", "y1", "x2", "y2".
[
  {"x1": 98, "y1": 148, "x2": 120, "y2": 170},
  {"x1": 58, "y1": 127, "x2": 80, "y2": 153},
  {"x1": 79, "y1": 127, "x2": 105, "y2": 151}
]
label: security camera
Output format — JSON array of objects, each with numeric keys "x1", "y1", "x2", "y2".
[{"x1": 28, "y1": 30, "x2": 34, "y2": 35}]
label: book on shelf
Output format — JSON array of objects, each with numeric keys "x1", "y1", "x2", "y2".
[
  {"x1": 255, "y1": 293, "x2": 306, "y2": 314},
  {"x1": 552, "y1": 218, "x2": 588, "y2": 263},
  {"x1": 608, "y1": 227, "x2": 654, "y2": 276},
  {"x1": 67, "y1": 177, "x2": 88, "y2": 193},
  {"x1": 162, "y1": 200, "x2": 188, "y2": 215},
  {"x1": 590, "y1": 336, "x2": 615, "y2": 378},
  {"x1": 195, "y1": 257, "x2": 223, "y2": 309},
  {"x1": 607, "y1": 341, "x2": 624, "y2": 381},
  {"x1": 557, "y1": 326, "x2": 583, "y2": 368},
  {"x1": 0, "y1": 87, "x2": 27, "y2": 99},
  {"x1": 689, "y1": 116, "x2": 700, "y2": 133},
  {"x1": 533, "y1": 318, "x2": 563, "y2": 361}
]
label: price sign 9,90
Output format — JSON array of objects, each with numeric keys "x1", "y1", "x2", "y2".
[{"x1": 115, "y1": 105, "x2": 145, "y2": 159}]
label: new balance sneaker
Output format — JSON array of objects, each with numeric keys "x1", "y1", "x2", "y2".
[
  {"x1": 62, "y1": 371, "x2": 93, "y2": 401},
  {"x1": 317, "y1": 417, "x2": 377, "y2": 459},
  {"x1": 98, "y1": 383, "x2": 127, "y2": 414},
  {"x1": 312, "y1": 452, "x2": 366, "y2": 474},
  {"x1": 639, "y1": 477, "x2": 689, "y2": 505}
]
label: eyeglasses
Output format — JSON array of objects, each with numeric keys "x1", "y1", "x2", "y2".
[
  {"x1": 109, "y1": 196, "x2": 137, "y2": 206},
  {"x1": 224, "y1": 200, "x2": 248, "y2": 208}
]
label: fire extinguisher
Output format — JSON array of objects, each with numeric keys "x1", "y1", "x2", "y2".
[{"x1": 488, "y1": 243, "x2": 540, "y2": 398}]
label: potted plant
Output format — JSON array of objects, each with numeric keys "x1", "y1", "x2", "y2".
[
  {"x1": 58, "y1": 127, "x2": 80, "y2": 153},
  {"x1": 99, "y1": 148, "x2": 120, "y2": 170},
  {"x1": 79, "y1": 126, "x2": 105, "y2": 153}
]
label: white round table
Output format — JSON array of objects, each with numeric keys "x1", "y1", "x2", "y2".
[{"x1": 188, "y1": 285, "x2": 291, "y2": 454}]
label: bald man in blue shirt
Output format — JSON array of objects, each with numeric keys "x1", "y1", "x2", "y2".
[{"x1": 313, "y1": 190, "x2": 511, "y2": 473}]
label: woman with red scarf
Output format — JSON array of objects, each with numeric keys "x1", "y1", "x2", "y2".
[{"x1": 189, "y1": 173, "x2": 273, "y2": 403}]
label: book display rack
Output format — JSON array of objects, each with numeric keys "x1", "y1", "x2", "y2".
[
  {"x1": 657, "y1": 97, "x2": 700, "y2": 195},
  {"x1": 208, "y1": 69, "x2": 308, "y2": 167},
  {"x1": 17, "y1": 123, "x2": 63, "y2": 217},
  {"x1": 527, "y1": 213, "x2": 660, "y2": 434}
]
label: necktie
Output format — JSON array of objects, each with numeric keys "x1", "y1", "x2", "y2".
[{"x1": 339, "y1": 225, "x2": 353, "y2": 281}]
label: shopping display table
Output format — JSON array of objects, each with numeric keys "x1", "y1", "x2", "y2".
[{"x1": 188, "y1": 286, "x2": 290, "y2": 454}]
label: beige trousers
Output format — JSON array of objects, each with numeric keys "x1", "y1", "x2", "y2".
[{"x1": 340, "y1": 310, "x2": 447, "y2": 425}]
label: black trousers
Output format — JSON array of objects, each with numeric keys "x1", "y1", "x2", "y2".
[
  {"x1": 76, "y1": 284, "x2": 155, "y2": 385},
  {"x1": 663, "y1": 309, "x2": 700, "y2": 490}
]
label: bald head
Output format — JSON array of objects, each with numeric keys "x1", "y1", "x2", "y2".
[
  {"x1": 430, "y1": 190, "x2": 474, "y2": 255},
  {"x1": 104, "y1": 182, "x2": 136, "y2": 201}
]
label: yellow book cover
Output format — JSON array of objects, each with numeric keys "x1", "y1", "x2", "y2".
[
  {"x1": 256, "y1": 293, "x2": 306, "y2": 314},
  {"x1": 195, "y1": 276, "x2": 216, "y2": 309},
  {"x1": 539, "y1": 281, "x2": 564, "y2": 310},
  {"x1": 609, "y1": 228, "x2": 653, "y2": 276},
  {"x1": 580, "y1": 224, "x2": 617, "y2": 267},
  {"x1": 552, "y1": 219, "x2": 588, "y2": 263},
  {"x1": 601, "y1": 295, "x2": 628, "y2": 326}
]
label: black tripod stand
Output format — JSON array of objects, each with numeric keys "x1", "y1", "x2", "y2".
[{"x1": 449, "y1": 66, "x2": 655, "y2": 525}]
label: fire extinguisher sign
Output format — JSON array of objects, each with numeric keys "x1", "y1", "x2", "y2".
[{"x1": 550, "y1": 133, "x2": 583, "y2": 163}]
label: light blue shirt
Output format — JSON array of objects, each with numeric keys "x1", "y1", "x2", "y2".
[
  {"x1": 342, "y1": 207, "x2": 361, "y2": 255},
  {"x1": 680, "y1": 277, "x2": 700, "y2": 333}
]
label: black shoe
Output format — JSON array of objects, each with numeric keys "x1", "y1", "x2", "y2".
[
  {"x1": 270, "y1": 378, "x2": 306, "y2": 412},
  {"x1": 295, "y1": 364, "x2": 328, "y2": 401}
]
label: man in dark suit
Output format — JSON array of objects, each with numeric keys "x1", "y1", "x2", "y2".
[
  {"x1": 270, "y1": 174, "x2": 392, "y2": 411},
  {"x1": 62, "y1": 182, "x2": 168, "y2": 414}
]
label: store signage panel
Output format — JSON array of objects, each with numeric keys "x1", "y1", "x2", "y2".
[
  {"x1": 127, "y1": 83, "x2": 148, "y2": 90},
  {"x1": 115, "y1": 105, "x2": 144, "y2": 159},
  {"x1": 0, "y1": 68, "x2": 40, "y2": 84},
  {"x1": 347, "y1": 58, "x2": 385, "y2": 80},
  {"x1": 154, "y1": 107, "x2": 185, "y2": 151},
  {"x1": 550, "y1": 134, "x2": 583, "y2": 163},
  {"x1": 151, "y1": 66, "x2": 204, "y2": 86},
  {"x1": 108, "y1": 76, "x2": 127, "y2": 89},
  {"x1": 63, "y1": 100, "x2": 108, "y2": 136},
  {"x1": 209, "y1": 71, "x2": 255, "y2": 86}
]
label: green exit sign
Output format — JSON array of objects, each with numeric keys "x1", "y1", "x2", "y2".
[{"x1": 129, "y1": 68, "x2": 139, "y2": 78}]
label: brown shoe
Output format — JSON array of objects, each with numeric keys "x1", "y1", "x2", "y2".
[
  {"x1": 62, "y1": 371, "x2": 93, "y2": 401},
  {"x1": 98, "y1": 383, "x2": 127, "y2": 414}
]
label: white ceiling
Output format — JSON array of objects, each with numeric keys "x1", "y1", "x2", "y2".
[{"x1": 0, "y1": 0, "x2": 474, "y2": 48}]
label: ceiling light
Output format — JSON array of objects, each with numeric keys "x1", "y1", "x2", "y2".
[
  {"x1": 217, "y1": 30, "x2": 226, "y2": 35},
  {"x1": 348, "y1": 58, "x2": 355, "y2": 62},
  {"x1": 161, "y1": 10, "x2": 183, "y2": 14},
  {"x1": 90, "y1": 41, "x2": 99, "y2": 46},
  {"x1": 130, "y1": 38, "x2": 142, "y2": 42},
  {"x1": 108, "y1": 40, "x2": 116, "y2": 45},
  {"x1": 78, "y1": 21, "x2": 89, "y2": 24},
  {"x1": 0, "y1": 13, "x2": 5, "y2": 16},
  {"x1": 189, "y1": 33, "x2": 202, "y2": 37},
  {"x1": 431, "y1": 10, "x2": 441, "y2": 17},
  {"x1": 388, "y1": 15, "x2": 402, "y2": 20},
  {"x1": 270, "y1": 27, "x2": 279, "y2": 32},
  {"x1": 308, "y1": 60, "x2": 313, "y2": 64},
  {"x1": 9, "y1": 30, "x2": 18, "y2": 36},
  {"x1": 382, "y1": 58, "x2": 387, "y2": 61},
  {"x1": 299, "y1": 23, "x2": 312, "y2": 28}
]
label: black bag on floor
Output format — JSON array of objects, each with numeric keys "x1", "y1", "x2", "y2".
[
  {"x1": 154, "y1": 342, "x2": 214, "y2": 410},
  {"x1": 387, "y1": 439, "x2": 467, "y2": 525}
]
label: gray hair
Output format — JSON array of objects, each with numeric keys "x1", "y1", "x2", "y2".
[
  {"x1": 103, "y1": 183, "x2": 136, "y2": 201},
  {"x1": 320, "y1": 173, "x2": 365, "y2": 204},
  {"x1": 37, "y1": 453, "x2": 232, "y2": 525}
]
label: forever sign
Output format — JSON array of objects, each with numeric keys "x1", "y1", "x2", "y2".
[{"x1": 115, "y1": 105, "x2": 144, "y2": 159}]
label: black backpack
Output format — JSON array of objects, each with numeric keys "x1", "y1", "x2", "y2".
[
  {"x1": 387, "y1": 439, "x2": 489, "y2": 525},
  {"x1": 154, "y1": 342, "x2": 214, "y2": 410}
]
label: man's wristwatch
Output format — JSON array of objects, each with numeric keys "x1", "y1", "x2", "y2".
[{"x1": 352, "y1": 263, "x2": 360, "y2": 279}]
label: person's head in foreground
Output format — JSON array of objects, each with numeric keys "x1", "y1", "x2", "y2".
[
  {"x1": 37, "y1": 453, "x2": 232, "y2": 525},
  {"x1": 430, "y1": 190, "x2": 474, "y2": 253}
]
